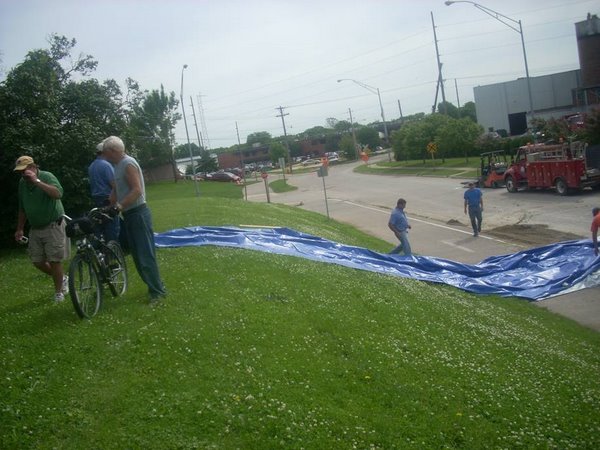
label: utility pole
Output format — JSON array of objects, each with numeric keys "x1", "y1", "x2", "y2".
[
  {"x1": 180, "y1": 64, "x2": 199, "y2": 197},
  {"x1": 348, "y1": 108, "x2": 359, "y2": 160},
  {"x1": 454, "y1": 79, "x2": 461, "y2": 116},
  {"x1": 196, "y1": 93, "x2": 210, "y2": 150},
  {"x1": 189, "y1": 96, "x2": 204, "y2": 154},
  {"x1": 235, "y1": 121, "x2": 248, "y2": 200},
  {"x1": 397, "y1": 99, "x2": 404, "y2": 124},
  {"x1": 431, "y1": 12, "x2": 447, "y2": 114},
  {"x1": 276, "y1": 106, "x2": 292, "y2": 174}
]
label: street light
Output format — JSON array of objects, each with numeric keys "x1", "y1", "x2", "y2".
[
  {"x1": 337, "y1": 78, "x2": 391, "y2": 162},
  {"x1": 445, "y1": 0, "x2": 535, "y2": 129},
  {"x1": 180, "y1": 64, "x2": 199, "y2": 196}
]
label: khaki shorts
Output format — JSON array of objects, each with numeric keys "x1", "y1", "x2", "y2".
[{"x1": 28, "y1": 220, "x2": 70, "y2": 263}]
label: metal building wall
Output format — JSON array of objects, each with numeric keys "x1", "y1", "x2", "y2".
[{"x1": 474, "y1": 70, "x2": 580, "y2": 135}]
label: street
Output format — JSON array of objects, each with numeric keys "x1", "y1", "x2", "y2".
[{"x1": 245, "y1": 155, "x2": 600, "y2": 331}]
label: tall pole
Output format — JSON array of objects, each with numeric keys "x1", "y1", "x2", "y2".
[
  {"x1": 397, "y1": 99, "x2": 404, "y2": 123},
  {"x1": 431, "y1": 12, "x2": 447, "y2": 114},
  {"x1": 180, "y1": 64, "x2": 199, "y2": 197},
  {"x1": 276, "y1": 106, "x2": 292, "y2": 174},
  {"x1": 235, "y1": 121, "x2": 248, "y2": 201},
  {"x1": 189, "y1": 96, "x2": 204, "y2": 153},
  {"x1": 445, "y1": 1, "x2": 535, "y2": 127},
  {"x1": 518, "y1": 19, "x2": 535, "y2": 127},
  {"x1": 454, "y1": 79, "x2": 461, "y2": 112},
  {"x1": 348, "y1": 108, "x2": 359, "y2": 160},
  {"x1": 337, "y1": 78, "x2": 391, "y2": 161}
]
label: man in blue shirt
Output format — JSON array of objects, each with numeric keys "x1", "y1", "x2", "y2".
[
  {"x1": 388, "y1": 198, "x2": 412, "y2": 256},
  {"x1": 464, "y1": 182, "x2": 484, "y2": 236},
  {"x1": 88, "y1": 142, "x2": 120, "y2": 242}
]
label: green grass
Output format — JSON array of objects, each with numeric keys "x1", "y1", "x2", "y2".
[
  {"x1": 356, "y1": 156, "x2": 481, "y2": 178},
  {"x1": 269, "y1": 179, "x2": 297, "y2": 193},
  {"x1": 1, "y1": 181, "x2": 599, "y2": 449}
]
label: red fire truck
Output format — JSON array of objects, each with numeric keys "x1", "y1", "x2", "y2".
[{"x1": 503, "y1": 141, "x2": 600, "y2": 195}]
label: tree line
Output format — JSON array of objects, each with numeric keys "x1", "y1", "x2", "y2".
[{"x1": 0, "y1": 35, "x2": 180, "y2": 246}]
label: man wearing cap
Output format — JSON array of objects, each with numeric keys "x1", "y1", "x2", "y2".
[
  {"x1": 102, "y1": 136, "x2": 167, "y2": 304},
  {"x1": 464, "y1": 182, "x2": 484, "y2": 237},
  {"x1": 88, "y1": 141, "x2": 120, "y2": 242},
  {"x1": 14, "y1": 156, "x2": 69, "y2": 303},
  {"x1": 591, "y1": 207, "x2": 600, "y2": 256}
]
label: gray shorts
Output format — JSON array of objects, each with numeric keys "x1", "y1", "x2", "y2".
[{"x1": 28, "y1": 220, "x2": 70, "y2": 263}]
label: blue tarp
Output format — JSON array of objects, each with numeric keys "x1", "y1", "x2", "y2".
[{"x1": 154, "y1": 226, "x2": 600, "y2": 301}]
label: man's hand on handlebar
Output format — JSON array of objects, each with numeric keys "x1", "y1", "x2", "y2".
[{"x1": 100, "y1": 205, "x2": 120, "y2": 217}]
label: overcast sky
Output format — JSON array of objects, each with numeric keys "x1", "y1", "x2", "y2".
[{"x1": 0, "y1": 0, "x2": 597, "y2": 148}]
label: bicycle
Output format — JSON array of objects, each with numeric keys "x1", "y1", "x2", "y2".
[{"x1": 65, "y1": 207, "x2": 128, "y2": 319}]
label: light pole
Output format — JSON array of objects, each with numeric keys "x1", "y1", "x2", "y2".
[
  {"x1": 337, "y1": 78, "x2": 391, "y2": 162},
  {"x1": 180, "y1": 64, "x2": 199, "y2": 196},
  {"x1": 444, "y1": 0, "x2": 534, "y2": 129}
]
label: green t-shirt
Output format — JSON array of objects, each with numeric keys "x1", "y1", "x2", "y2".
[{"x1": 18, "y1": 170, "x2": 65, "y2": 228}]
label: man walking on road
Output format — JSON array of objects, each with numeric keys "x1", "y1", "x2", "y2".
[
  {"x1": 388, "y1": 198, "x2": 412, "y2": 256},
  {"x1": 591, "y1": 207, "x2": 600, "y2": 256},
  {"x1": 464, "y1": 182, "x2": 483, "y2": 236}
]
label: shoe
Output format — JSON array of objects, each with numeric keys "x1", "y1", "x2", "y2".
[
  {"x1": 62, "y1": 275, "x2": 69, "y2": 295},
  {"x1": 54, "y1": 292, "x2": 65, "y2": 303},
  {"x1": 473, "y1": 232, "x2": 478, "y2": 237}
]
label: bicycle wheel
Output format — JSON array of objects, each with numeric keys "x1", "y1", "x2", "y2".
[
  {"x1": 105, "y1": 240, "x2": 128, "y2": 297},
  {"x1": 68, "y1": 254, "x2": 102, "y2": 319}
]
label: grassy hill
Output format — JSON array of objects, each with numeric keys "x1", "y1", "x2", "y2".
[{"x1": 1, "y1": 180, "x2": 599, "y2": 449}]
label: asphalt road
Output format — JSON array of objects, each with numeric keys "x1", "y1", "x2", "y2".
[{"x1": 245, "y1": 155, "x2": 600, "y2": 332}]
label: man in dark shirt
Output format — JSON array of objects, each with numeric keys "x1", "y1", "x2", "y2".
[{"x1": 88, "y1": 142, "x2": 120, "y2": 242}]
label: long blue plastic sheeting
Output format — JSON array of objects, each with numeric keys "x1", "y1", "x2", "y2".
[{"x1": 154, "y1": 226, "x2": 600, "y2": 301}]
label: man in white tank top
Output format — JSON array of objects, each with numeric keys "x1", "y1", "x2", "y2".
[{"x1": 103, "y1": 136, "x2": 167, "y2": 304}]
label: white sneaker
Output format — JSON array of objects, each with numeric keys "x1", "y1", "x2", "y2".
[
  {"x1": 62, "y1": 275, "x2": 69, "y2": 295},
  {"x1": 54, "y1": 292, "x2": 65, "y2": 303}
]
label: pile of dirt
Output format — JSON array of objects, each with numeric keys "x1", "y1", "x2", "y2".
[{"x1": 486, "y1": 224, "x2": 583, "y2": 247}]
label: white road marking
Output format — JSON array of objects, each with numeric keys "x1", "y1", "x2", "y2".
[{"x1": 440, "y1": 240, "x2": 474, "y2": 253}]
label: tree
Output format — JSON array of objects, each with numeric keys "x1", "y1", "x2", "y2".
[
  {"x1": 334, "y1": 120, "x2": 353, "y2": 133},
  {"x1": 391, "y1": 114, "x2": 442, "y2": 161},
  {"x1": 437, "y1": 101, "x2": 459, "y2": 118},
  {"x1": 339, "y1": 135, "x2": 357, "y2": 159},
  {"x1": 356, "y1": 126, "x2": 381, "y2": 149},
  {"x1": 459, "y1": 102, "x2": 477, "y2": 122},
  {"x1": 269, "y1": 141, "x2": 287, "y2": 163},
  {"x1": 196, "y1": 150, "x2": 218, "y2": 173},
  {"x1": 0, "y1": 35, "x2": 126, "y2": 245},
  {"x1": 288, "y1": 140, "x2": 302, "y2": 158},
  {"x1": 126, "y1": 85, "x2": 180, "y2": 169},
  {"x1": 582, "y1": 108, "x2": 600, "y2": 145},
  {"x1": 247, "y1": 131, "x2": 272, "y2": 146},
  {"x1": 436, "y1": 117, "x2": 483, "y2": 160},
  {"x1": 325, "y1": 134, "x2": 341, "y2": 153},
  {"x1": 173, "y1": 142, "x2": 202, "y2": 159},
  {"x1": 301, "y1": 125, "x2": 329, "y2": 138},
  {"x1": 325, "y1": 117, "x2": 338, "y2": 129}
]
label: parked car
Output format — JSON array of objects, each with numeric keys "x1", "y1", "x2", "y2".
[
  {"x1": 227, "y1": 168, "x2": 243, "y2": 177},
  {"x1": 302, "y1": 158, "x2": 321, "y2": 166},
  {"x1": 206, "y1": 171, "x2": 241, "y2": 182}
]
